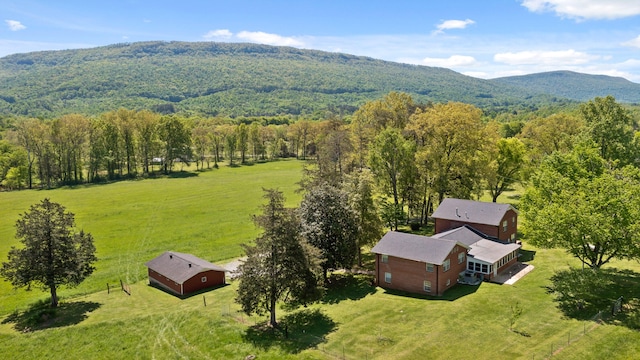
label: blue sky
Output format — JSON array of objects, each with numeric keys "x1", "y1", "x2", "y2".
[{"x1": 2, "y1": 0, "x2": 640, "y2": 82}]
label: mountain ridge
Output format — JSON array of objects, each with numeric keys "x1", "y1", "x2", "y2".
[{"x1": 0, "y1": 41, "x2": 631, "y2": 118}]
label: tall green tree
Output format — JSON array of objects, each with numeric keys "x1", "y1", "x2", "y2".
[
  {"x1": 520, "y1": 144, "x2": 640, "y2": 269},
  {"x1": 0, "y1": 199, "x2": 97, "y2": 308},
  {"x1": 486, "y1": 137, "x2": 527, "y2": 202},
  {"x1": 580, "y1": 95, "x2": 636, "y2": 166},
  {"x1": 408, "y1": 102, "x2": 487, "y2": 203},
  {"x1": 298, "y1": 183, "x2": 359, "y2": 279},
  {"x1": 351, "y1": 92, "x2": 417, "y2": 168},
  {"x1": 236, "y1": 189, "x2": 322, "y2": 327},
  {"x1": 343, "y1": 169, "x2": 384, "y2": 266},
  {"x1": 158, "y1": 115, "x2": 192, "y2": 173},
  {"x1": 236, "y1": 123, "x2": 249, "y2": 163},
  {"x1": 368, "y1": 127, "x2": 416, "y2": 230}
]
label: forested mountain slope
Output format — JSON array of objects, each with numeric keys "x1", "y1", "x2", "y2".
[
  {"x1": 492, "y1": 71, "x2": 640, "y2": 103},
  {"x1": 0, "y1": 41, "x2": 563, "y2": 118}
]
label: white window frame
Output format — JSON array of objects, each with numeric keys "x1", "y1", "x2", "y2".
[
  {"x1": 381, "y1": 254, "x2": 388, "y2": 263},
  {"x1": 201, "y1": 276, "x2": 207, "y2": 283},
  {"x1": 384, "y1": 272, "x2": 392, "y2": 283},
  {"x1": 458, "y1": 252, "x2": 465, "y2": 264},
  {"x1": 426, "y1": 263, "x2": 434, "y2": 272},
  {"x1": 423, "y1": 280, "x2": 431, "y2": 292},
  {"x1": 503, "y1": 220, "x2": 508, "y2": 232},
  {"x1": 443, "y1": 259, "x2": 450, "y2": 272}
]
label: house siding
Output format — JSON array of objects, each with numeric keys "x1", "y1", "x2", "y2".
[{"x1": 375, "y1": 248, "x2": 467, "y2": 296}]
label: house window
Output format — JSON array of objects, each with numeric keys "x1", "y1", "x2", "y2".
[
  {"x1": 426, "y1": 263, "x2": 434, "y2": 272},
  {"x1": 475, "y1": 263, "x2": 481, "y2": 272},
  {"x1": 511, "y1": 233, "x2": 516, "y2": 242},
  {"x1": 384, "y1": 272, "x2": 392, "y2": 283},
  {"x1": 381, "y1": 254, "x2": 388, "y2": 263},
  {"x1": 423, "y1": 280, "x2": 431, "y2": 292},
  {"x1": 458, "y1": 252, "x2": 465, "y2": 264},
  {"x1": 468, "y1": 262, "x2": 474, "y2": 271},
  {"x1": 443, "y1": 259, "x2": 450, "y2": 272},
  {"x1": 512, "y1": 216, "x2": 516, "y2": 224},
  {"x1": 446, "y1": 279, "x2": 451, "y2": 286},
  {"x1": 201, "y1": 276, "x2": 207, "y2": 283},
  {"x1": 503, "y1": 220, "x2": 508, "y2": 232},
  {"x1": 481, "y1": 264, "x2": 488, "y2": 273}
]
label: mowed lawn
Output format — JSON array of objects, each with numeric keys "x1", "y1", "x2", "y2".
[
  {"x1": 1, "y1": 160, "x2": 640, "y2": 359},
  {"x1": 0, "y1": 160, "x2": 305, "y2": 314}
]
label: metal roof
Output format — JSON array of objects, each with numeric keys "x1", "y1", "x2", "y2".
[
  {"x1": 145, "y1": 251, "x2": 227, "y2": 284},
  {"x1": 431, "y1": 198, "x2": 517, "y2": 226}
]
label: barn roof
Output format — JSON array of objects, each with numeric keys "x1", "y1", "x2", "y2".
[
  {"x1": 371, "y1": 231, "x2": 468, "y2": 265},
  {"x1": 431, "y1": 198, "x2": 517, "y2": 226},
  {"x1": 145, "y1": 251, "x2": 227, "y2": 284}
]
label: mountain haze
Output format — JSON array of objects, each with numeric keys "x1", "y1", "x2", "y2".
[
  {"x1": 493, "y1": 71, "x2": 640, "y2": 103},
  {"x1": 0, "y1": 41, "x2": 564, "y2": 118}
]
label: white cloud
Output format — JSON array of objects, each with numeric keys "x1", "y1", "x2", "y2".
[
  {"x1": 494, "y1": 49, "x2": 598, "y2": 65},
  {"x1": 622, "y1": 35, "x2": 640, "y2": 48},
  {"x1": 434, "y1": 19, "x2": 475, "y2": 34},
  {"x1": 421, "y1": 55, "x2": 477, "y2": 68},
  {"x1": 5, "y1": 20, "x2": 26, "y2": 31},
  {"x1": 236, "y1": 31, "x2": 304, "y2": 47},
  {"x1": 203, "y1": 29, "x2": 233, "y2": 39},
  {"x1": 521, "y1": 0, "x2": 640, "y2": 20}
]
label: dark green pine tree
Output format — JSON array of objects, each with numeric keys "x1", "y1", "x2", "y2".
[
  {"x1": 235, "y1": 189, "x2": 323, "y2": 327},
  {"x1": 1, "y1": 198, "x2": 97, "y2": 308}
]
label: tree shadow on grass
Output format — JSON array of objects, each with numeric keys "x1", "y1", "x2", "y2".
[
  {"x1": 242, "y1": 308, "x2": 336, "y2": 354},
  {"x1": 1, "y1": 299, "x2": 101, "y2": 332},
  {"x1": 321, "y1": 273, "x2": 376, "y2": 305},
  {"x1": 547, "y1": 267, "x2": 640, "y2": 330}
]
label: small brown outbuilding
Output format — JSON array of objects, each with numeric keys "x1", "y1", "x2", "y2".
[{"x1": 145, "y1": 251, "x2": 227, "y2": 296}]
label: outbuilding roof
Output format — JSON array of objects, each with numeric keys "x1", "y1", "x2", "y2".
[
  {"x1": 431, "y1": 198, "x2": 517, "y2": 226},
  {"x1": 371, "y1": 231, "x2": 468, "y2": 265},
  {"x1": 145, "y1": 251, "x2": 227, "y2": 284}
]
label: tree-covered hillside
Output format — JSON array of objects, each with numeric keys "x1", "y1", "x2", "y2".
[
  {"x1": 493, "y1": 71, "x2": 640, "y2": 104},
  {"x1": 0, "y1": 41, "x2": 564, "y2": 118}
]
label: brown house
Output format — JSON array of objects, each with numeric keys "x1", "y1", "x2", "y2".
[
  {"x1": 371, "y1": 231, "x2": 469, "y2": 296},
  {"x1": 432, "y1": 198, "x2": 518, "y2": 242},
  {"x1": 145, "y1": 251, "x2": 227, "y2": 296}
]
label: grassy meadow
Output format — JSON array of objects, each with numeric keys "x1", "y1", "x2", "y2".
[{"x1": 1, "y1": 160, "x2": 640, "y2": 359}]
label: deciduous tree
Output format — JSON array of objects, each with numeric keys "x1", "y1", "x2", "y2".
[
  {"x1": 0, "y1": 199, "x2": 97, "y2": 308},
  {"x1": 521, "y1": 143, "x2": 640, "y2": 269}
]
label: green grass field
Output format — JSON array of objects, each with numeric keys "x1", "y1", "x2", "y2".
[{"x1": 1, "y1": 160, "x2": 639, "y2": 359}]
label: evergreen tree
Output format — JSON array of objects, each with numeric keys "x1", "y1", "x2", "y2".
[
  {"x1": 236, "y1": 189, "x2": 322, "y2": 327},
  {"x1": 0, "y1": 199, "x2": 97, "y2": 308}
]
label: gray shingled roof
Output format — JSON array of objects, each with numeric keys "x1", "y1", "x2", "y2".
[
  {"x1": 468, "y1": 240, "x2": 521, "y2": 264},
  {"x1": 371, "y1": 231, "x2": 467, "y2": 265},
  {"x1": 431, "y1": 198, "x2": 517, "y2": 226},
  {"x1": 432, "y1": 225, "x2": 486, "y2": 247},
  {"x1": 145, "y1": 251, "x2": 227, "y2": 284}
]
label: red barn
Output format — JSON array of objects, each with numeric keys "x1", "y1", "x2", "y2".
[{"x1": 145, "y1": 251, "x2": 227, "y2": 296}]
